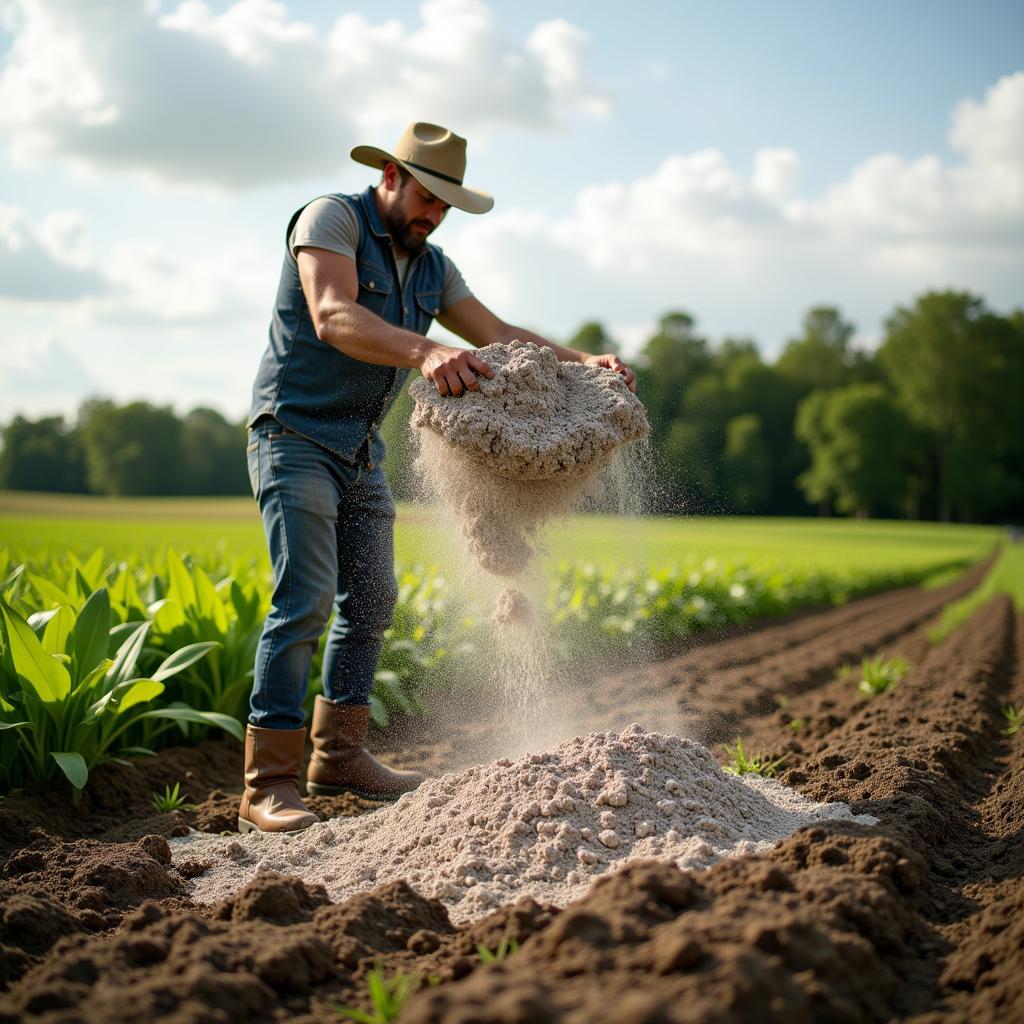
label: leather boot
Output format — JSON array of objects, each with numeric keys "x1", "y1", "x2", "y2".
[
  {"x1": 306, "y1": 696, "x2": 425, "y2": 801},
  {"x1": 238, "y1": 723, "x2": 319, "y2": 834}
]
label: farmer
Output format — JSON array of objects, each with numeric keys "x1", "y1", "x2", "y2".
[{"x1": 241, "y1": 121, "x2": 636, "y2": 833}]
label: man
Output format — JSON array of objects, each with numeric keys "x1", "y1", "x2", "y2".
[{"x1": 241, "y1": 121, "x2": 636, "y2": 834}]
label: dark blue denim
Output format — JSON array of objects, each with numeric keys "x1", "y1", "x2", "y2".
[{"x1": 246, "y1": 418, "x2": 398, "y2": 728}]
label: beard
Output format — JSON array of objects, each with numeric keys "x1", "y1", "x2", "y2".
[{"x1": 382, "y1": 191, "x2": 434, "y2": 252}]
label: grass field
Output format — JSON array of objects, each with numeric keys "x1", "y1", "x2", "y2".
[{"x1": 1, "y1": 490, "x2": 1003, "y2": 576}]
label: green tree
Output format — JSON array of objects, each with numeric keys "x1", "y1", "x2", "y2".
[
  {"x1": 795, "y1": 384, "x2": 923, "y2": 517},
  {"x1": 635, "y1": 311, "x2": 711, "y2": 435},
  {"x1": 567, "y1": 321, "x2": 620, "y2": 356},
  {"x1": 777, "y1": 306, "x2": 876, "y2": 392},
  {"x1": 181, "y1": 407, "x2": 249, "y2": 495},
  {"x1": 78, "y1": 400, "x2": 184, "y2": 496},
  {"x1": 879, "y1": 290, "x2": 1024, "y2": 520},
  {"x1": 0, "y1": 415, "x2": 88, "y2": 493},
  {"x1": 724, "y1": 414, "x2": 772, "y2": 512}
]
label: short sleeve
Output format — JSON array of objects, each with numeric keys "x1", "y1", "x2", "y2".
[
  {"x1": 441, "y1": 254, "x2": 473, "y2": 309},
  {"x1": 289, "y1": 197, "x2": 360, "y2": 261}
]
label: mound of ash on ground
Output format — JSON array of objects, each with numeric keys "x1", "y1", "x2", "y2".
[{"x1": 169, "y1": 725, "x2": 873, "y2": 922}]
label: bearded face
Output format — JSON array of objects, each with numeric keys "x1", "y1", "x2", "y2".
[{"x1": 381, "y1": 175, "x2": 447, "y2": 252}]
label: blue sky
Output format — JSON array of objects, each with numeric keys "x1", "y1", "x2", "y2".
[{"x1": 1, "y1": 0, "x2": 1022, "y2": 421}]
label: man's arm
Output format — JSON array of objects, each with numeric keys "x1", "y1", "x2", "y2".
[
  {"x1": 297, "y1": 247, "x2": 494, "y2": 396},
  {"x1": 439, "y1": 296, "x2": 637, "y2": 392}
]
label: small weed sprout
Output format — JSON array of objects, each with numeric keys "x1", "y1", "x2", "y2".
[
  {"x1": 477, "y1": 936, "x2": 520, "y2": 964},
  {"x1": 150, "y1": 782, "x2": 193, "y2": 813},
  {"x1": 1001, "y1": 704, "x2": 1022, "y2": 737},
  {"x1": 338, "y1": 964, "x2": 424, "y2": 1023},
  {"x1": 858, "y1": 654, "x2": 909, "y2": 696},
  {"x1": 836, "y1": 663, "x2": 853, "y2": 682},
  {"x1": 721, "y1": 738, "x2": 787, "y2": 778},
  {"x1": 788, "y1": 718, "x2": 807, "y2": 734}
]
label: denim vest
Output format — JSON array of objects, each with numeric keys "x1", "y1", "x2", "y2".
[{"x1": 249, "y1": 186, "x2": 446, "y2": 467}]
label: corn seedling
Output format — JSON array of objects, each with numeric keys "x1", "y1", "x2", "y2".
[
  {"x1": 0, "y1": 590, "x2": 243, "y2": 796},
  {"x1": 337, "y1": 964, "x2": 424, "y2": 1023},
  {"x1": 858, "y1": 654, "x2": 909, "y2": 696},
  {"x1": 476, "y1": 936, "x2": 520, "y2": 963},
  {"x1": 721, "y1": 738, "x2": 787, "y2": 777},
  {"x1": 1001, "y1": 704, "x2": 1022, "y2": 737},
  {"x1": 150, "y1": 781, "x2": 194, "y2": 813}
]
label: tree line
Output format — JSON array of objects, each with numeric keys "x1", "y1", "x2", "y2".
[{"x1": 2, "y1": 289, "x2": 1022, "y2": 522}]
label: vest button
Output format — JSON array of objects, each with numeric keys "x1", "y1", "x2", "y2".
[{"x1": 368, "y1": 280, "x2": 375, "y2": 289}]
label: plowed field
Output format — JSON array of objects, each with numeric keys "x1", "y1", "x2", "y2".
[{"x1": 1, "y1": 567, "x2": 1021, "y2": 1023}]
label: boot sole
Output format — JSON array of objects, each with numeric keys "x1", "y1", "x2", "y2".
[
  {"x1": 236, "y1": 815, "x2": 317, "y2": 835},
  {"x1": 306, "y1": 782, "x2": 410, "y2": 802}
]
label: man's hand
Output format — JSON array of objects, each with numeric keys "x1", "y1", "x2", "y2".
[
  {"x1": 584, "y1": 353, "x2": 637, "y2": 393},
  {"x1": 421, "y1": 344, "x2": 495, "y2": 396}
]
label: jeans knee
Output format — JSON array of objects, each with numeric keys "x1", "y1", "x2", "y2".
[{"x1": 338, "y1": 577, "x2": 398, "y2": 639}]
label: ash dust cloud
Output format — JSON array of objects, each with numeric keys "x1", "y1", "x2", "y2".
[{"x1": 409, "y1": 340, "x2": 653, "y2": 757}]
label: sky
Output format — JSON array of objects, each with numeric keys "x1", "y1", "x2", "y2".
[{"x1": 1, "y1": 0, "x2": 1022, "y2": 422}]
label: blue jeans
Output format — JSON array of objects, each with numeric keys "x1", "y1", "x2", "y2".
[{"x1": 246, "y1": 418, "x2": 398, "y2": 729}]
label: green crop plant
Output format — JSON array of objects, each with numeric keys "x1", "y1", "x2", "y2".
[
  {"x1": 150, "y1": 781, "x2": 194, "y2": 813},
  {"x1": 1002, "y1": 704, "x2": 1022, "y2": 737},
  {"x1": 146, "y1": 550, "x2": 267, "y2": 727},
  {"x1": 858, "y1": 654, "x2": 909, "y2": 696},
  {"x1": 721, "y1": 738, "x2": 787, "y2": 777},
  {"x1": 337, "y1": 964, "x2": 425, "y2": 1023},
  {"x1": 477, "y1": 936, "x2": 520, "y2": 963},
  {"x1": 930, "y1": 543, "x2": 1024, "y2": 643},
  {"x1": 0, "y1": 588, "x2": 243, "y2": 796}
]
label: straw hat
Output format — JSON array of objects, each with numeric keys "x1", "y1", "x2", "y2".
[{"x1": 351, "y1": 122, "x2": 494, "y2": 215}]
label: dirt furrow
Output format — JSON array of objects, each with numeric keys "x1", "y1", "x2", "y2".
[{"x1": 540, "y1": 561, "x2": 989, "y2": 749}]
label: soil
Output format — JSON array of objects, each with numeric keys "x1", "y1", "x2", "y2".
[{"x1": 1, "y1": 565, "x2": 1021, "y2": 1023}]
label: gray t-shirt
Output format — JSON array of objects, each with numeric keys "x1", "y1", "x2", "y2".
[{"x1": 289, "y1": 196, "x2": 472, "y2": 308}]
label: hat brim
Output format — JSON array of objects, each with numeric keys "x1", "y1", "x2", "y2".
[{"x1": 350, "y1": 145, "x2": 494, "y2": 215}]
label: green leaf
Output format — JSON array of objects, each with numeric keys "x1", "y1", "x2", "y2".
[
  {"x1": 194, "y1": 566, "x2": 229, "y2": 632},
  {"x1": 51, "y1": 751, "x2": 88, "y2": 791},
  {"x1": 152, "y1": 641, "x2": 220, "y2": 682},
  {"x1": 167, "y1": 550, "x2": 197, "y2": 607},
  {"x1": 105, "y1": 620, "x2": 153, "y2": 687},
  {"x1": 41, "y1": 606, "x2": 75, "y2": 656},
  {"x1": 72, "y1": 588, "x2": 112, "y2": 683},
  {"x1": 88, "y1": 677, "x2": 164, "y2": 719},
  {"x1": 369, "y1": 693, "x2": 389, "y2": 729},
  {"x1": 0, "y1": 602, "x2": 71, "y2": 704},
  {"x1": 1, "y1": 562, "x2": 25, "y2": 595},
  {"x1": 81, "y1": 548, "x2": 105, "y2": 589},
  {"x1": 139, "y1": 705, "x2": 244, "y2": 742},
  {"x1": 114, "y1": 679, "x2": 164, "y2": 713},
  {"x1": 151, "y1": 598, "x2": 186, "y2": 633},
  {"x1": 0, "y1": 719, "x2": 29, "y2": 730},
  {"x1": 28, "y1": 572, "x2": 72, "y2": 609}
]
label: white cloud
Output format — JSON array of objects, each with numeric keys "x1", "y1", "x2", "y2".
[
  {"x1": 0, "y1": 334, "x2": 102, "y2": 414},
  {"x1": 0, "y1": 0, "x2": 608, "y2": 191},
  {"x1": 752, "y1": 148, "x2": 801, "y2": 203},
  {"x1": 791, "y1": 70, "x2": 1024, "y2": 245},
  {"x1": 0, "y1": 205, "x2": 107, "y2": 300},
  {"x1": 444, "y1": 71, "x2": 1024, "y2": 351},
  {"x1": 0, "y1": 205, "x2": 274, "y2": 328}
]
